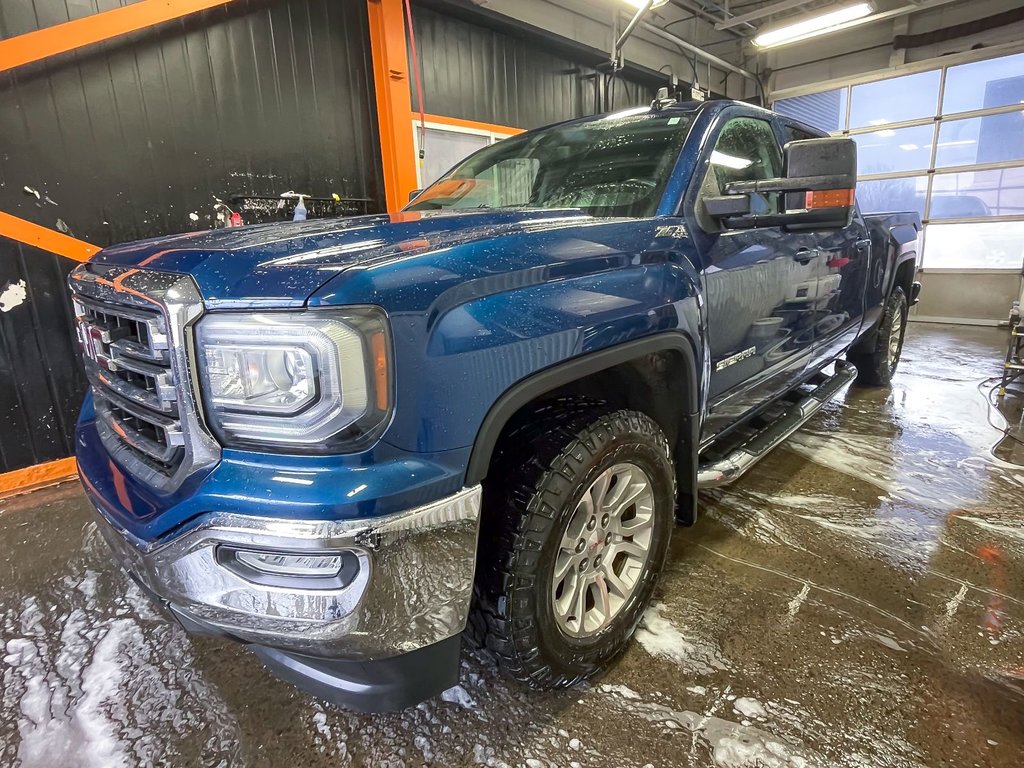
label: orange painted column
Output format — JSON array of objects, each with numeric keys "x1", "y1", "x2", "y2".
[{"x1": 367, "y1": 0, "x2": 419, "y2": 213}]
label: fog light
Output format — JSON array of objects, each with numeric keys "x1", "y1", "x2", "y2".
[
  {"x1": 217, "y1": 546, "x2": 360, "y2": 589},
  {"x1": 235, "y1": 551, "x2": 343, "y2": 577}
]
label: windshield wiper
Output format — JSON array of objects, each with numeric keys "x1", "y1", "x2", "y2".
[{"x1": 471, "y1": 203, "x2": 534, "y2": 210}]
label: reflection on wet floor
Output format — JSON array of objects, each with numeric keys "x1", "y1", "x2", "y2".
[{"x1": 2, "y1": 323, "x2": 1023, "y2": 767}]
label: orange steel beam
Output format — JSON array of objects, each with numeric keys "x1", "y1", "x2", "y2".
[
  {"x1": 0, "y1": 457, "x2": 78, "y2": 499},
  {"x1": 367, "y1": 0, "x2": 419, "y2": 213},
  {"x1": 0, "y1": 0, "x2": 234, "y2": 74},
  {"x1": 0, "y1": 212, "x2": 99, "y2": 262}
]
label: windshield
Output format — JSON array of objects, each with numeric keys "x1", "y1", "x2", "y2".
[{"x1": 406, "y1": 111, "x2": 695, "y2": 218}]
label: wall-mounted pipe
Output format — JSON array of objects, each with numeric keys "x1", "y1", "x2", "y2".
[
  {"x1": 639, "y1": 21, "x2": 758, "y2": 82},
  {"x1": 611, "y1": 0, "x2": 655, "y2": 67}
]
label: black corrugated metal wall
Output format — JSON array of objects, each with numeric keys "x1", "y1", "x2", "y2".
[
  {"x1": 0, "y1": 0, "x2": 383, "y2": 473},
  {"x1": 1, "y1": 0, "x2": 665, "y2": 475},
  {"x1": 411, "y1": 3, "x2": 658, "y2": 129},
  {"x1": 0, "y1": 0, "x2": 383, "y2": 245}
]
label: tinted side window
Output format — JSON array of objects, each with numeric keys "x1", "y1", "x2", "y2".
[
  {"x1": 697, "y1": 117, "x2": 783, "y2": 230},
  {"x1": 783, "y1": 124, "x2": 818, "y2": 144}
]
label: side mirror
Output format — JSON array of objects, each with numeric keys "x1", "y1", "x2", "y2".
[
  {"x1": 704, "y1": 137, "x2": 857, "y2": 231},
  {"x1": 408, "y1": 188, "x2": 423, "y2": 204}
]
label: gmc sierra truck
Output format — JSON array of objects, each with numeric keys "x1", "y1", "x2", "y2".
[{"x1": 70, "y1": 99, "x2": 921, "y2": 712}]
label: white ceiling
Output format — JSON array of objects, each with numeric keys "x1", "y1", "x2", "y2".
[{"x1": 477, "y1": 0, "x2": 1024, "y2": 97}]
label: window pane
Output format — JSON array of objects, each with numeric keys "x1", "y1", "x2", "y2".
[
  {"x1": 774, "y1": 88, "x2": 847, "y2": 132},
  {"x1": 923, "y1": 220, "x2": 1024, "y2": 269},
  {"x1": 705, "y1": 118, "x2": 784, "y2": 216},
  {"x1": 853, "y1": 124, "x2": 935, "y2": 175},
  {"x1": 857, "y1": 176, "x2": 927, "y2": 218},
  {"x1": 930, "y1": 167, "x2": 1024, "y2": 219},
  {"x1": 849, "y1": 70, "x2": 940, "y2": 129},
  {"x1": 942, "y1": 51, "x2": 1024, "y2": 115},
  {"x1": 934, "y1": 113, "x2": 1024, "y2": 168},
  {"x1": 420, "y1": 128, "x2": 491, "y2": 187}
]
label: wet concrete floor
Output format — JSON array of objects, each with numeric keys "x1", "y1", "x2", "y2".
[{"x1": 2, "y1": 322, "x2": 1023, "y2": 767}]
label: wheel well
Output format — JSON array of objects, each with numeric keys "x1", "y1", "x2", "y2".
[
  {"x1": 892, "y1": 257, "x2": 916, "y2": 299},
  {"x1": 471, "y1": 347, "x2": 698, "y2": 523},
  {"x1": 853, "y1": 255, "x2": 918, "y2": 356}
]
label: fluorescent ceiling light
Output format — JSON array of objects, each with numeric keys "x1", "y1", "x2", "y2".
[
  {"x1": 754, "y1": 3, "x2": 873, "y2": 48},
  {"x1": 874, "y1": 129, "x2": 896, "y2": 138},
  {"x1": 898, "y1": 144, "x2": 919, "y2": 151},
  {"x1": 623, "y1": 0, "x2": 670, "y2": 8}
]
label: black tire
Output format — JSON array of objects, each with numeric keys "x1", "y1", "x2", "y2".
[
  {"x1": 849, "y1": 287, "x2": 908, "y2": 387},
  {"x1": 474, "y1": 401, "x2": 676, "y2": 688}
]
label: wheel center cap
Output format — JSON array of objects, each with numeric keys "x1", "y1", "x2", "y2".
[{"x1": 588, "y1": 533, "x2": 604, "y2": 554}]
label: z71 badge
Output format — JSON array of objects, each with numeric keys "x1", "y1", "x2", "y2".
[{"x1": 655, "y1": 225, "x2": 688, "y2": 239}]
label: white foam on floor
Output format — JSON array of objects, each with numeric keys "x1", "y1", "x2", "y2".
[
  {"x1": 734, "y1": 697, "x2": 768, "y2": 720},
  {"x1": 1, "y1": 551, "x2": 241, "y2": 767},
  {"x1": 635, "y1": 603, "x2": 729, "y2": 675},
  {"x1": 600, "y1": 684, "x2": 816, "y2": 768}
]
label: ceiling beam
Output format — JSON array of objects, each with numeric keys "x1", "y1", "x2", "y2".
[
  {"x1": 715, "y1": 0, "x2": 816, "y2": 30},
  {"x1": 669, "y1": 0, "x2": 752, "y2": 37}
]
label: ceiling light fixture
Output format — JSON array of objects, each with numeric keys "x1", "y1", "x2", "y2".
[
  {"x1": 754, "y1": 3, "x2": 873, "y2": 48},
  {"x1": 622, "y1": 0, "x2": 670, "y2": 8}
]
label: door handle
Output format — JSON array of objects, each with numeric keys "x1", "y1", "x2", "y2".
[{"x1": 794, "y1": 248, "x2": 815, "y2": 264}]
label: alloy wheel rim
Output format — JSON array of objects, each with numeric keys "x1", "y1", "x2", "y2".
[
  {"x1": 888, "y1": 309, "x2": 904, "y2": 368},
  {"x1": 551, "y1": 462, "x2": 655, "y2": 638}
]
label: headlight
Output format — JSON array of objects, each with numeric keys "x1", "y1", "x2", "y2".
[{"x1": 195, "y1": 308, "x2": 392, "y2": 451}]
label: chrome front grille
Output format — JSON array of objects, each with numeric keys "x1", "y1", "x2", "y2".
[
  {"x1": 75, "y1": 295, "x2": 184, "y2": 473},
  {"x1": 70, "y1": 264, "x2": 220, "y2": 491}
]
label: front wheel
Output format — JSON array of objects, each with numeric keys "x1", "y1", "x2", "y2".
[
  {"x1": 849, "y1": 287, "x2": 908, "y2": 387},
  {"x1": 475, "y1": 405, "x2": 676, "y2": 688}
]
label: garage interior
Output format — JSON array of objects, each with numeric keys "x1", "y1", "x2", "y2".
[{"x1": 1, "y1": 0, "x2": 1023, "y2": 766}]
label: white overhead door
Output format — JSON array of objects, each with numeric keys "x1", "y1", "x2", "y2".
[{"x1": 774, "y1": 49, "x2": 1024, "y2": 323}]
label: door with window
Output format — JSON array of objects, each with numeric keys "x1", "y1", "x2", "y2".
[
  {"x1": 778, "y1": 119, "x2": 871, "y2": 373},
  {"x1": 690, "y1": 114, "x2": 823, "y2": 444}
]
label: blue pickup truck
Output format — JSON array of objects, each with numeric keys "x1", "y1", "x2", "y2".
[{"x1": 70, "y1": 98, "x2": 920, "y2": 711}]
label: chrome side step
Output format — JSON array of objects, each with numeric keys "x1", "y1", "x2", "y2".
[{"x1": 697, "y1": 360, "x2": 858, "y2": 489}]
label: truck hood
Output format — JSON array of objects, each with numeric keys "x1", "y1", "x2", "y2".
[{"x1": 90, "y1": 209, "x2": 602, "y2": 308}]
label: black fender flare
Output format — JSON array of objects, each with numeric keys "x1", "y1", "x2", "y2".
[
  {"x1": 885, "y1": 250, "x2": 918, "y2": 298},
  {"x1": 464, "y1": 331, "x2": 701, "y2": 487}
]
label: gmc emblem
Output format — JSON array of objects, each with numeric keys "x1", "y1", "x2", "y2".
[{"x1": 77, "y1": 319, "x2": 116, "y2": 371}]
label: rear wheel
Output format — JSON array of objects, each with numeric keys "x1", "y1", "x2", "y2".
[
  {"x1": 849, "y1": 287, "x2": 908, "y2": 387},
  {"x1": 474, "y1": 403, "x2": 676, "y2": 688}
]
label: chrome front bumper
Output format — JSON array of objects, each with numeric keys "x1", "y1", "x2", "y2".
[{"x1": 91, "y1": 486, "x2": 482, "y2": 661}]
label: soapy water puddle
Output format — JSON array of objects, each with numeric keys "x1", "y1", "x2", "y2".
[
  {"x1": 1, "y1": 324, "x2": 1022, "y2": 766},
  {"x1": 0, "y1": 525, "x2": 242, "y2": 768}
]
